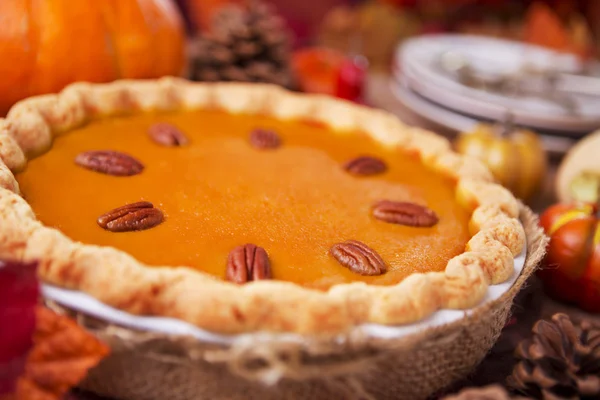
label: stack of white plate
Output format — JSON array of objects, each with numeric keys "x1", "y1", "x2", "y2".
[{"x1": 391, "y1": 34, "x2": 600, "y2": 153}]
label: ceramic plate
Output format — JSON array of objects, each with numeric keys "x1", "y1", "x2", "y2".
[
  {"x1": 390, "y1": 76, "x2": 575, "y2": 155},
  {"x1": 396, "y1": 34, "x2": 600, "y2": 134}
]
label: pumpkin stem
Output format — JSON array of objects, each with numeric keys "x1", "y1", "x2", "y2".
[{"x1": 496, "y1": 110, "x2": 515, "y2": 138}]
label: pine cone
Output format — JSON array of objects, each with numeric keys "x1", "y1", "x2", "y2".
[
  {"x1": 189, "y1": 1, "x2": 294, "y2": 88},
  {"x1": 509, "y1": 313, "x2": 600, "y2": 400},
  {"x1": 443, "y1": 385, "x2": 531, "y2": 400}
]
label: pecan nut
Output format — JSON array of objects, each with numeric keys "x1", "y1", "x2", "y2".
[
  {"x1": 75, "y1": 150, "x2": 144, "y2": 176},
  {"x1": 343, "y1": 156, "x2": 387, "y2": 176},
  {"x1": 249, "y1": 128, "x2": 281, "y2": 149},
  {"x1": 226, "y1": 244, "x2": 272, "y2": 284},
  {"x1": 148, "y1": 123, "x2": 189, "y2": 146},
  {"x1": 372, "y1": 200, "x2": 438, "y2": 227},
  {"x1": 330, "y1": 240, "x2": 386, "y2": 276},
  {"x1": 97, "y1": 201, "x2": 164, "y2": 232}
]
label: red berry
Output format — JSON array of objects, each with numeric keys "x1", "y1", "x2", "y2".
[{"x1": 335, "y1": 55, "x2": 368, "y2": 102}]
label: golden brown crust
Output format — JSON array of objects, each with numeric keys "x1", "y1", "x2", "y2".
[{"x1": 0, "y1": 78, "x2": 525, "y2": 334}]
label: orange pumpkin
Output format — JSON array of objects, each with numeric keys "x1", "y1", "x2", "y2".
[{"x1": 0, "y1": 0, "x2": 186, "y2": 116}]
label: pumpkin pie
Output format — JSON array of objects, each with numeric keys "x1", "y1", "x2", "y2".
[{"x1": 0, "y1": 79, "x2": 525, "y2": 334}]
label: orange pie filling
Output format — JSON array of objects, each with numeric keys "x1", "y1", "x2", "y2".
[{"x1": 16, "y1": 110, "x2": 471, "y2": 289}]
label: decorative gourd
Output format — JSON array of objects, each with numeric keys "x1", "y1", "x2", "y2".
[
  {"x1": 549, "y1": 135, "x2": 600, "y2": 312},
  {"x1": 540, "y1": 194, "x2": 600, "y2": 313},
  {"x1": 0, "y1": 0, "x2": 186, "y2": 116},
  {"x1": 455, "y1": 121, "x2": 547, "y2": 202},
  {"x1": 556, "y1": 130, "x2": 600, "y2": 204}
]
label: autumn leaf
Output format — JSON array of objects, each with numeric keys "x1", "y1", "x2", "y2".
[
  {"x1": 524, "y1": 1, "x2": 593, "y2": 58},
  {"x1": 1, "y1": 307, "x2": 109, "y2": 400},
  {"x1": 0, "y1": 260, "x2": 39, "y2": 396}
]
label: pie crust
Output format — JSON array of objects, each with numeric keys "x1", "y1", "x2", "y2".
[{"x1": 0, "y1": 78, "x2": 525, "y2": 334}]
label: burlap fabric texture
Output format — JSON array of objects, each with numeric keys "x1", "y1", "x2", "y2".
[{"x1": 51, "y1": 205, "x2": 546, "y2": 400}]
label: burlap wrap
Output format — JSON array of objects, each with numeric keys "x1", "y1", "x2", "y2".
[{"x1": 52, "y1": 205, "x2": 546, "y2": 400}]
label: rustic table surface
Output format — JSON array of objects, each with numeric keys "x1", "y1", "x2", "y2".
[{"x1": 69, "y1": 74, "x2": 600, "y2": 400}]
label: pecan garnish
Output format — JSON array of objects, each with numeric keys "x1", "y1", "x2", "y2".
[
  {"x1": 249, "y1": 128, "x2": 281, "y2": 149},
  {"x1": 343, "y1": 156, "x2": 387, "y2": 176},
  {"x1": 97, "y1": 201, "x2": 164, "y2": 232},
  {"x1": 148, "y1": 123, "x2": 189, "y2": 146},
  {"x1": 372, "y1": 200, "x2": 439, "y2": 227},
  {"x1": 226, "y1": 244, "x2": 272, "y2": 284},
  {"x1": 75, "y1": 150, "x2": 144, "y2": 176},
  {"x1": 330, "y1": 240, "x2": 387, "y2": 276}
]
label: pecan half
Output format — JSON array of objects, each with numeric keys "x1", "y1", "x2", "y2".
[
  {"x1": 249, "y1": 128, "x2": 281, "y2": 149},
  {"x1": 75, "y1": 150, "x2": 144, "y2": 176},
  {"x1": 372, "y1": 200, "x2": 439, "y2": 227},
  {"x1": 148, "y1": 123, "x2": 189, "y2": 146},
  {"x1": 226, "y1": 244, "x2": 272, "y2": 284},
  {"x1": 330, "y1": 240, "x2": 387, "y2": 276},
  {"x1": 97, "y1": 201, "x2": 164, "y2": 232},
  {"x1": 343, "y1": 156, "x2": 387, "y2": 176}
]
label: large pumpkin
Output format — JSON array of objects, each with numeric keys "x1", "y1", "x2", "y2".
[{"x1": 0, "y1": 0, "x2": 186, "y2": 116}]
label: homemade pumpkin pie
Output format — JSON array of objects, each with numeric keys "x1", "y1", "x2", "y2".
[{"x1": 0, "y1": 79, "x2": 525, "y2": 334}]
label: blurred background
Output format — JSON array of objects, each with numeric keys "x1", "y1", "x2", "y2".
[
  {"x1": 2, "y1": 2, "x2": 600, "y2": 399},
  {"x1": 175, "y1": 0, "x2": 600, "y2": 200},
  {"x1": 179, "y1": 0, "x2": 600, "y2": 58}
]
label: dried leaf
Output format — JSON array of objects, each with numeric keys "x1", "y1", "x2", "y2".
[
  {"x1": 0, "y1": 260, "x2": 39, "y2": 396},
  {"x1": 1, "y1": 307, "x2": 109, "y2": 400}
]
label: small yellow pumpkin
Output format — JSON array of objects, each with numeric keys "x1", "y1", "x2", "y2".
[{"x1": 455, "y1": 122, "x2": 547, "y2": 201}]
